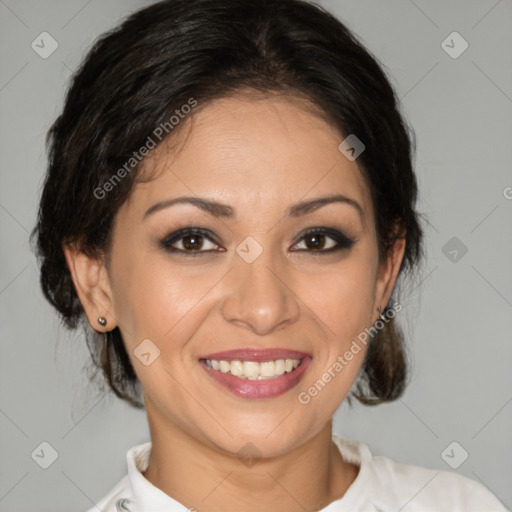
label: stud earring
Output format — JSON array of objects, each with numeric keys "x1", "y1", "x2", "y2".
[
  {"x1": 97, "y1": 316, "x2": 107, "y2": 327},
  {"x1": 376, "y1": 306, "x2": 386, "y2": 322}
]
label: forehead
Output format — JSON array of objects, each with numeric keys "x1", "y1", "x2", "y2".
[{"x1": 125, "y1": 94, "x2": 373, "y2": 223}]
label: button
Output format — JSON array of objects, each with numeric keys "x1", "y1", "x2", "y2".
[{"x1": 116, "y1": 498, "x2": 133, "y2": 511}]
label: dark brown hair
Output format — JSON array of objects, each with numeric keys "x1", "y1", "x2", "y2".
[{"x1": 30, "y1": 0, "x2": 425, "y2": 408}]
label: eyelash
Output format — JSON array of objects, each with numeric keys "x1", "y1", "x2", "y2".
[{"x1": 159, "y1": 227, "x2": 356, "y2": 257}]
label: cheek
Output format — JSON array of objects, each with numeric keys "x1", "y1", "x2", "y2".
[
  {"x1": 297, "y1": 255, "x2": 377, "y2": 342},
  {"x1": 110, "y1": 249, "x2": 217, "y2": 346}
]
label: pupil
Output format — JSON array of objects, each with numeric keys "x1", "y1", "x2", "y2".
[
  {"x1": 306, "y1": 233, "x2": 324, "y2": 249},
  {"x1": 184, "y1": 234, "x2": 202, "y2": 250}
]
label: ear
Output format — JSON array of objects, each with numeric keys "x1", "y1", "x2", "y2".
[
  {"x1": 372, "y1": 224, "x2": 406, "y2": 321},
  {"x1": 62, "y1": 243, "x2": 117, "y2": 331}
]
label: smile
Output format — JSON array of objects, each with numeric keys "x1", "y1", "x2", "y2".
[
  {"x1": 203, "y1": 358, "x2": 302, "y2": 379},
  {"x1": 199, "y1": 351, "x2": 312, "y2": 399}
]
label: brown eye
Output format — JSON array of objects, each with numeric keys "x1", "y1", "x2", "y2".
[
  {"x1": 160, "y1": 228, "x2": 221, "y2": 255},
  {"x1": 291, "y1": 228, "x2": 355, "y2": 254},
  {"x1": 303, "y1": 232, "x2": 330, "y2": 250},
  {"x1": 181, "y1": 233, "x2": 205, "y2": 251}
]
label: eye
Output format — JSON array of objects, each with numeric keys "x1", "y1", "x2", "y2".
[
  {"x1": 160, "y1": 226, "x2": 356, "y2": 257},
  {"x1": 290, "y1": 227, "x2": 355, "y2": 254},
  {"x1": 160, "y1": 228, "x2": 223, "y2": 256}
]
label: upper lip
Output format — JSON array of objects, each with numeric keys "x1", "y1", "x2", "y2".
[{"x1": 200, "y1": 348, "x2": 311, "y2": 362}]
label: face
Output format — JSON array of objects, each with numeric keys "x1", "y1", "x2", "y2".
[{"x1": 67, "y1": 94, "x2": 404, "y2": 458}]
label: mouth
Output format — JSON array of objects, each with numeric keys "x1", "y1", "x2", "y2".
[{"x1": 199, "y1": 348, "x2": 312, "y2": 399}]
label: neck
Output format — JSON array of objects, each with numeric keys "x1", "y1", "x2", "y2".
[{"x1": 141, "y1": 409, "x2": 359, "y2": 512}]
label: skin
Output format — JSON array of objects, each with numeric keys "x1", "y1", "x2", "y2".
[{"x1": 64, "y1": 94, "x2": 406, "y2": 512}]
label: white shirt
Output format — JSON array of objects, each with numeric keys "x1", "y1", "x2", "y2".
[{"x1": 85, "y1": 433, "x2": 509, "y2": 512}]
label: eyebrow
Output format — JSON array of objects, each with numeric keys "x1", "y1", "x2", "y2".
[{"x1": 143, "y1": 194, "x2": 365, "y2": 225}]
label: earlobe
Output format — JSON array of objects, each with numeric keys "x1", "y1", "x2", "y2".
[{"x1": 62, "y1": 243, "x2": 117, "y2": 331}]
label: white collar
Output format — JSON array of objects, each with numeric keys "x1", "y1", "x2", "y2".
[
  {"x1": 121, "y1": 433, "x2": 388, "y2": 511},
  {"x1": 125, "y1": 441, "x2": 184, "y2": 510}
]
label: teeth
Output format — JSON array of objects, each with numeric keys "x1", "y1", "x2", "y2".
[
  {"x1": 219, "y1": 360, "x2": 230, "y2": 373},
  {"x1": 204, "y1": 358, "x2": 302, "y2": 379}
]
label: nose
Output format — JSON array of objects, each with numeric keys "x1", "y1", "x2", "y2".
[{"x1": 220, "y1": 242, "x2": 300, "y2": 336}]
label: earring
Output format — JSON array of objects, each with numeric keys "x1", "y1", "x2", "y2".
[
  {"x1": 376, "y1": 306, "x2": 386, "y2": 322},
  {"x1": 97, "y1": 316, "x2": 107, "y2": 327}
]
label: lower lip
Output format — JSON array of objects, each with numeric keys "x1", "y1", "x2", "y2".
[{"x1": 200, "y1": 357, "x2": 312, "y2": 399}]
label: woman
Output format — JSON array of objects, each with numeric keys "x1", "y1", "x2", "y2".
[{"x1": 31, "y1": 0, "x2": 507, "y2": 510}]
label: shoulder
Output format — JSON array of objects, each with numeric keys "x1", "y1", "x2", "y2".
[
  {"x1": 373, "y1": 453, "x2": 507, "y2": 511},
  {"x1": 332, "y1": 434, "x2": 508, "y2": 511},
  {"x1": 83, "y1": 474, "x2": 131, "y2": 512},
  {"x1": 82, "y1": 441, "x2": 152, "y2": 512}
]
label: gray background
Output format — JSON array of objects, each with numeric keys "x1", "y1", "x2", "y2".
[{"x1": 0, "y1": 0, "x2": 511, "y2": 510}]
